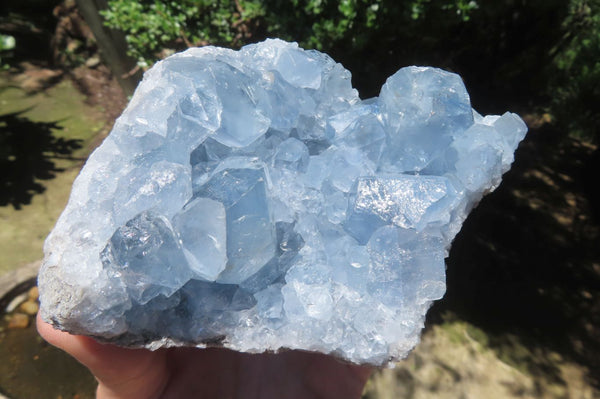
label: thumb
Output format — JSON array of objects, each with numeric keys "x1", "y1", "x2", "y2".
[{"x1": 37, "y1": 313, "x2": 169, "y2": 399}]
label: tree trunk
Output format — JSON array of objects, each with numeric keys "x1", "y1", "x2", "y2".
[{"x1": 75, "y1": 0, "x2": 142, "y2": 95}]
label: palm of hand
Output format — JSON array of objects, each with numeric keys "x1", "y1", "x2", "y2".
[{"x1": 37, "y1": 314, "x2": 372, "y2": 399}]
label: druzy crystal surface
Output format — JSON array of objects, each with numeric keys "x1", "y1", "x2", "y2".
[{"x1": 38, "y1": 39, "x2": 527, "y2": 365}]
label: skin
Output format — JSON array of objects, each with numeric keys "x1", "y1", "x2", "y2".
[{"x1": 37, "y1": 313, "x2": 373, "y2": 399}]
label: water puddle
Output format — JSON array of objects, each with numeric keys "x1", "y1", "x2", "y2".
[{"x1": 0, "y1": 279, "x2": 96, "y2": 399}]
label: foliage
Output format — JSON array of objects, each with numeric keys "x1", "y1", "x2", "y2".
[
  {"x1": 100, "y1": 0, "x2": 478, "y2": 67},
  {"x1": 101, "y1": 0, "x2": 266, "y2": 67},
  {"x1": 549, "y1": 0, "x2": 600, "y2": 141}
]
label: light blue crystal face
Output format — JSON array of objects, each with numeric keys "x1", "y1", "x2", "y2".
[
  {"x1": 171, "y1": 197, "x2": 227, "y2": 281},
  {"x1": 39, "y1": 39, "x2": 527, "y2": 365}
]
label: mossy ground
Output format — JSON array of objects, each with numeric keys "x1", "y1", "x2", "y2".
[{"x1": 0, "y1": 73, "x2": 107, "y2": 275}]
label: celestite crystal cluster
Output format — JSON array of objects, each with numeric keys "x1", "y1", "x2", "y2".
[{"x1": 38, "y1": 39, "x2": 527, "y2": 365}]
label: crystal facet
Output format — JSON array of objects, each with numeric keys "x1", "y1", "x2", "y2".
[{"x1": 38, "y1": 39, "x2": 527, "y2": 365}]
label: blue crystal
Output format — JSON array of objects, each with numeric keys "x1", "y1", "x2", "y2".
[
  {"x1": 194, "y1": 160, "x2": 275, "y2": 284},
  {"x1": 101, "y1": 211, "x2": 192, "y2": 304},
  {"x1": 171, "y1": 197, "x2": 227, "y2": 281},
  {"x1": 39, "y1": 39, "x2": 527, "y2": 365}
]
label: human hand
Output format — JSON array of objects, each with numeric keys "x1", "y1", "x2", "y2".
[{"x1": 37, "y1": 313, "x2": 372, "y2": 399}]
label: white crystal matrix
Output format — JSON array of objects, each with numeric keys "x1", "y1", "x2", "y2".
[{"x1": 38, "y1": 39, "x2": 527, "y2": 365}]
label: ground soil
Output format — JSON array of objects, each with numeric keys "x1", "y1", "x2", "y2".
[
  {"x1": 69, "y1": 63, "x2": 127, "y2": 127},
  {"x1": 0, "y1": 62, "x2": 124, "y2": 273}
]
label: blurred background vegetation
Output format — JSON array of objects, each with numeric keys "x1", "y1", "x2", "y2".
[
  {"x1": 98, "y1": 0, "x2": 599, "y2": 143},
  {"x1": 2, "y1": 0, "x2": 598, "y2": 140},
  {"x1": 1, "y1": 0, "x2": 599, "y2": 398}
]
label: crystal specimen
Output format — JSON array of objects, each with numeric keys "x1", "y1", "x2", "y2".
[{"x1": 38, "y1": 39, "x2": 527, "y2": 366}]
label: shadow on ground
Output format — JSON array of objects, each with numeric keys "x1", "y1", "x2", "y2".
[
  {"x1": 0, "y1": 109, "x2": 82, "y2": 209},
  {"x1": 428, "y1": 122, "x2": 600, "y2": 390}
]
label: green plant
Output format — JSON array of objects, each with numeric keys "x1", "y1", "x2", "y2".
[
  {"x1": 260, "y1": 0, "x2": 479, "y2": 51},
  {"x1": 100, "y1": 0, "x2": 479, "y2": 67},
  {"x1": 101, "y1": 0, "x2": 266, "y2": 67}
]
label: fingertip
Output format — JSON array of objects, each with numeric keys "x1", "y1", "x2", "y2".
[
  {"x1": 36, "y1": 312, "x2": 105, "y2": 363},
  {"x1": 36, "y1": 313, "x2": 169, "y2": 398},
  {"x1": 36, "y1": 312, "x2": 71, "y2": 349}
]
